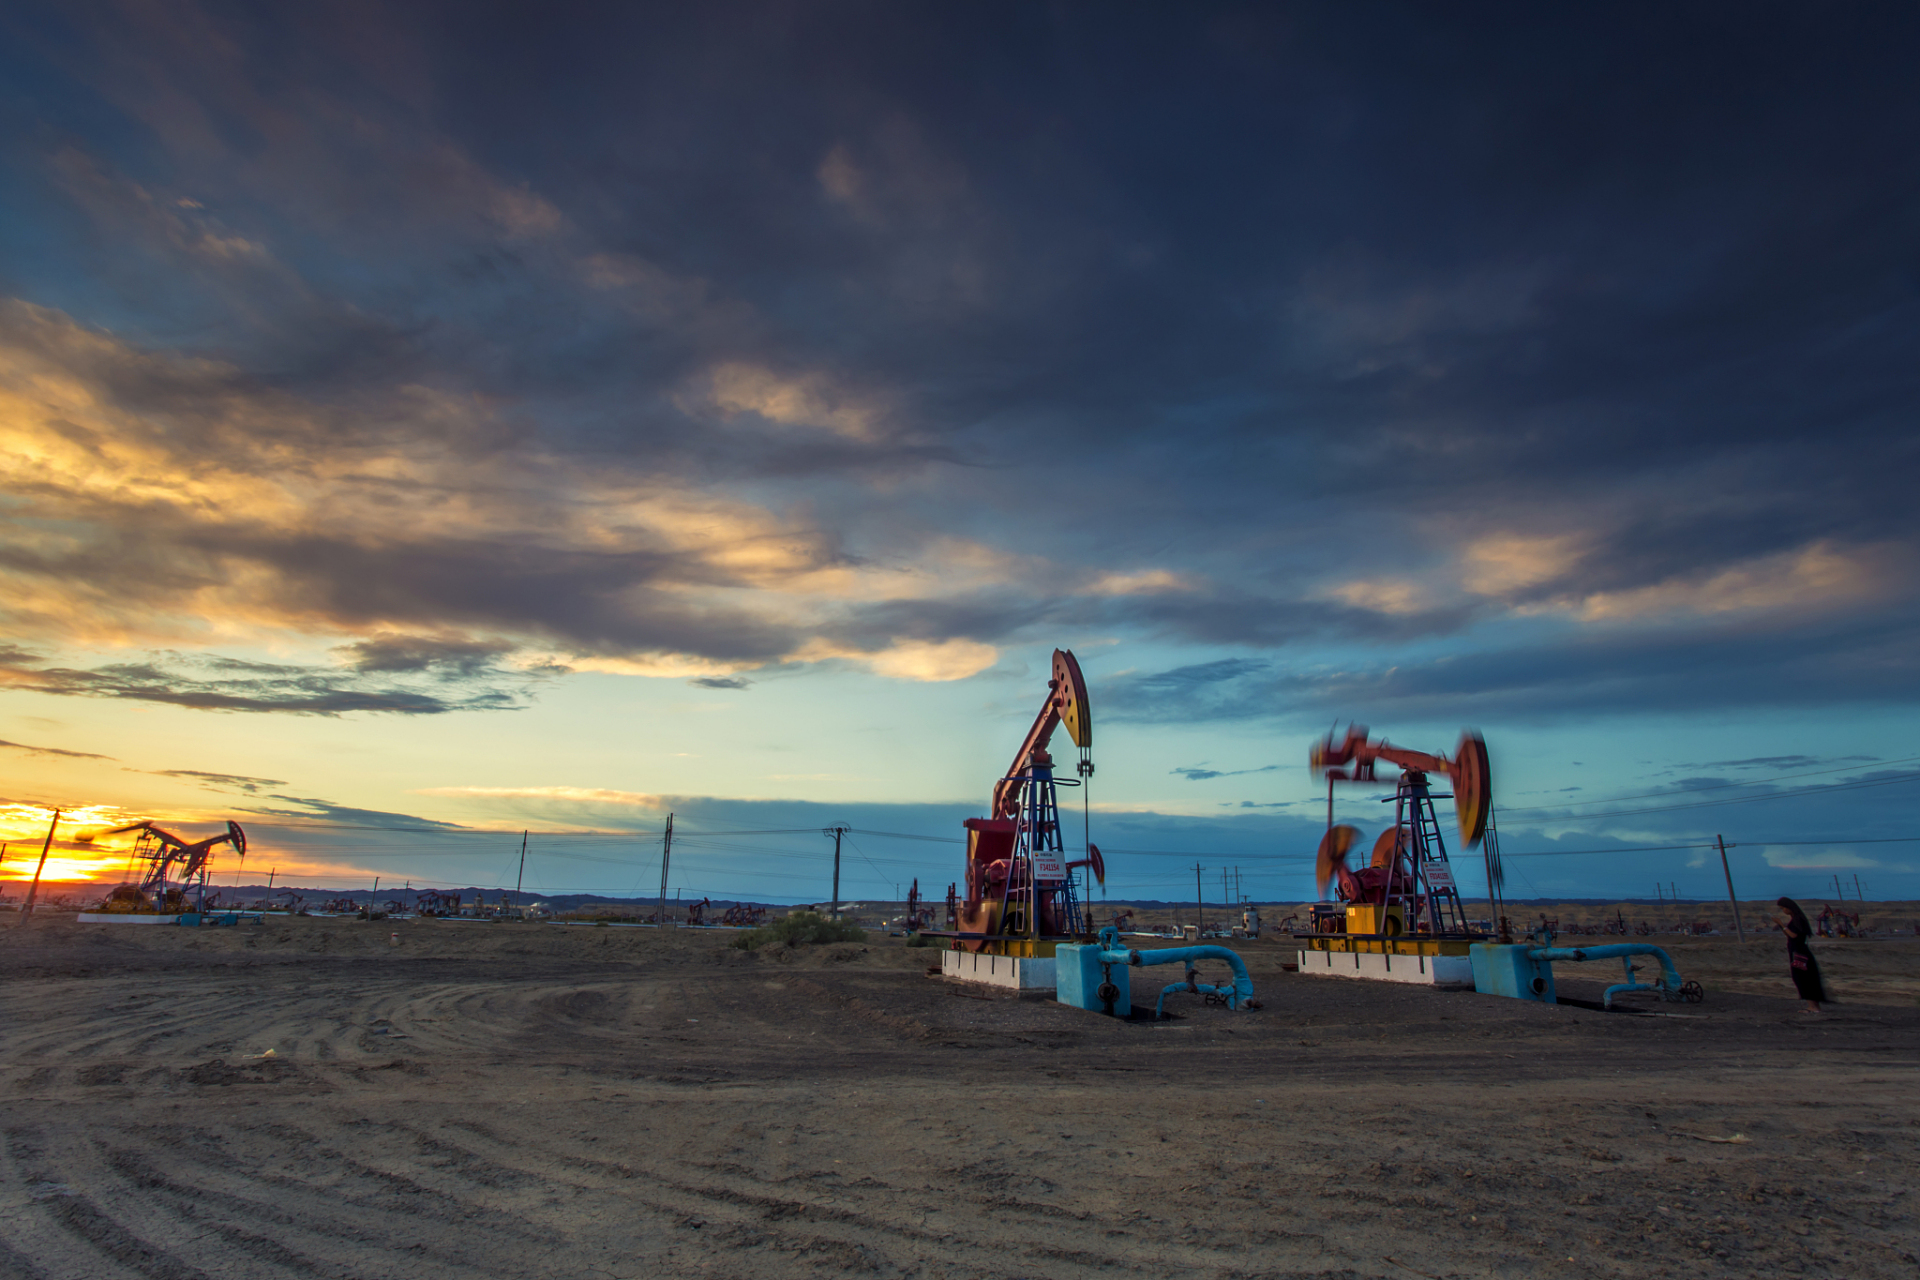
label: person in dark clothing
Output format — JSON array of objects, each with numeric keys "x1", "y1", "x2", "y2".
[{"x1": 1774, "y1": 897, "x2": 1828, "y2": 1013}]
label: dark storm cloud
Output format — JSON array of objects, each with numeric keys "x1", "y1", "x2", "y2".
[
  {"x1": 1099, "y1": 658, "x2": 1276, "y2": 724},
  {"x1": 336, "y1": 634, "x2": 519, "y2": 677},
  {"x1": 1102, "y1": 605, "x2": 1920, "y2": 725},
  {"x1": 246, "y1": 795, "x2": 468, "y2": 830},
  {"x1": 1281, "y1": 619, "x2": 1920, "y2": 723},
  {"x1": 0, "y1": 3, "x2": 1917, "y2": 712},
  {"x1": 0, "y1": 650, "x2": 531, "y2": 716},
  {"x1": 219, "y1": 527, "x2": 800, "y2": 664},
  {"x1": 1103, "y1": 589, "x2": 1483, "y2": 650}
]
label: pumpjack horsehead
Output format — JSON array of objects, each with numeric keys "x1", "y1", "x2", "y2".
[
  {"x1": 948, "y1": 649, "x2": 1105, "y2": 951},
  {"x1": 1310, "y1": 726, "x2": 1491, "y2": 935}
]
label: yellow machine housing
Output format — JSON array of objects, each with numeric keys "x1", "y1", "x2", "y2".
[
  {"x1": 1302, "y1": 902, "x2": 1472, "y2": 957},
  {"x1": 1345, "y1": 903, "x2": 1405, "y2": 936}
]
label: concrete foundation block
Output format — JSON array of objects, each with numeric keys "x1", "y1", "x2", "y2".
[
  {"x1": 1294, "y1": 948, "x2": 1474, "y2": 989},
  {"x1": 940, "y1": 950, "x2": 1056, "y2": 990}
]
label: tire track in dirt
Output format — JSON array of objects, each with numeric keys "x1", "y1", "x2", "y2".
[
  {"x1": 144, "y1": 1118, "x2": 549, "y2": 1246},
  {"x1": 493, "y1": 1114, "x2": 1187, "y2": 1278},
  {"x1": 97, "y1": 1141, "x2": 502, "y2": 1275},
  {"x1": 336, "y1": 1094, "x2": 1165, "y2": 1277},
  {"x1": 39, "y1": 1196, "x2": 215, "y2": 1280},
  {"x1": 8, "y1": 1125, "x2": 228, "y2": 1280}
]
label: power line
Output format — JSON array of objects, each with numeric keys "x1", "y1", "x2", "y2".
[{"x1": 1505, "y1": 835, "x2": 1920, "y2": 858}]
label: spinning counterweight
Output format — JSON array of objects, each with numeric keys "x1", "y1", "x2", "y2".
[{"x1": 1297, "y1": 726, "x2": 1496, "y2": 986}]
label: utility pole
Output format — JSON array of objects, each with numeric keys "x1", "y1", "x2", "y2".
[
  {"x1": 824, "y1": 825, "x2": 849, "y2": 920},
  {"x1": 1194, "y1": 862, "x2": 1205, "y2": 934},
  {"x1": 1854, "y1": 873, "x2": 1864, "y2": 900},
  {"x1": 1656, "y1": 883, "x2": 1663, "y2": 905},
  {"x1": 1834, "y1": 874, "x2": 1843, "y2": 899},
  {"x1": 657, "y1": 813, "x2": 674, "y2": 928},
  {"x1": 267, "y1": 868, "x2": 276, "y2": 891},
  {"x1": 1716, "y1": 835, "x2": 1744, "y2": 941},
  {"x1": 515, "y1": 831, "x2": 528, "y2": 907},
  {"x1": 20, "y1": 810, "x2": 61, "y2": 923}
]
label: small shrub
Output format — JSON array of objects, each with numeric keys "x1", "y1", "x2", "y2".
[
  {"x1": 904, "y1": 931, "x2": 941, "y2": 948},
  {"x1": 729, "y1": 911, "x2": 867, "y2": 951}
]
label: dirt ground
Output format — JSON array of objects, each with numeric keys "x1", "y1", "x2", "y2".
[{"x1": 2, "y1": 917, "x2": 1915, "y2": 1280}]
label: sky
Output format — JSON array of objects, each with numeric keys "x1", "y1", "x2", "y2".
[{"x1": 1, "y1": 3, "x2": 1917, "y2": 907}]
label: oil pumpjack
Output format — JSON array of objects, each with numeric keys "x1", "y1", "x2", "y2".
[
  {"x1": 1296, "y1": 726, "x2": 1496, "y2": 986},
  {"x1": 1300, "y1": 726, "x2": 1707, "y2": 1006},
  {"x1": 943, "y1": 649, "x2": 1105, "y2": 958},
  {"x1": 86, "y1": 819, "x2": 248, "y2": 914}
]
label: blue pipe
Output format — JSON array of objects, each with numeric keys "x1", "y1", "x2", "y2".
[
  {"x1": 1093, "y1": 927, "x2": 1255, "y2": 1014},
  {"x1": 1529, "y1": 943, "x2": 1683, "y2": 1010}
]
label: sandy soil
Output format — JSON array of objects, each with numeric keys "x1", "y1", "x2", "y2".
[{"x1": 2, "y1": 916, "x2": 1915, "y2": 1280}]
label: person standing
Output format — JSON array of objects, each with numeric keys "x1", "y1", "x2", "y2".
[{"x1": 1774, "y1": 897, "x2": 1829, "y2": 1014}]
